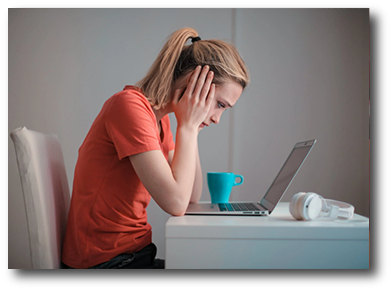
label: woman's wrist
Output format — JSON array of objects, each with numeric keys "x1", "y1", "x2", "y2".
[{"x1": 176, "y1": 123, "x2": 199, "y2": 136}]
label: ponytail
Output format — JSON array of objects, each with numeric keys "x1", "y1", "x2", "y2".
[
  {"x1": 136, "y1": 28, "x2": 198, "y2": 109},
  {"x1": 136, "y1": 27, "x2": 250, "y2": 110}
]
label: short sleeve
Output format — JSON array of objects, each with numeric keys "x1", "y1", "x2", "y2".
[{"x1": 105, "y1": 90, "x2": 161, "y2": 160}]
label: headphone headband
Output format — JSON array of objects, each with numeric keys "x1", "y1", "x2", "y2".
[
  {"x1": 289, "y1": 192, "x2": 355, "y2": 221},
  {"x1": 324, "y1": 199, "x2": 355, "y2": 219}
]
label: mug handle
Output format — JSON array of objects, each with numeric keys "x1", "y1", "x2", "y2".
[{"x1": 233, "y1": 175, "x2": 244, "y2": 186}]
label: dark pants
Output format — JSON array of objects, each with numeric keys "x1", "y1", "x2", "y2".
[{"x1": 62, "y1": 243, "x2": 165, "y2": 269}]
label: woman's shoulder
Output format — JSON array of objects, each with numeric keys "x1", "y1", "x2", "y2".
[
  {"x1": 109, "y1": 86, "x2": 150, "y2": 107},
  {"x1": 102, "y1": 85, "x2": 154, "y2": 118},
  {"x1": 115, "y1": 85, "x2": 146, "y2": 100}
]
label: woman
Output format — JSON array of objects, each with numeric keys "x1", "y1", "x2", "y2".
[{"x1": 62, "y1": 27, "x2": 250, "y2": 269}]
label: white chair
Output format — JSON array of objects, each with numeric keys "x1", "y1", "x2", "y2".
[{"x1": 10, "y1": 127, "x2": 70, "y2": 269}]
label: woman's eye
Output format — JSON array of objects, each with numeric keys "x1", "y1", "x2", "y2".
[{"x1": 218, "y1": 102, "x2": 226, "y2": 109}]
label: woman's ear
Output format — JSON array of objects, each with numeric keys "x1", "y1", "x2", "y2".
[{"x1": 171, "y1": 71, "x2": 193, "y2": 99}]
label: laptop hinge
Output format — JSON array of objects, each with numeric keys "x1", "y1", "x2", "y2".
[
  {"x1": 260, "y1": 199, "x2": 273, "y2": 212},
  {"x1": 256, "y1": 202, "x2": 267, "y2": 211}
]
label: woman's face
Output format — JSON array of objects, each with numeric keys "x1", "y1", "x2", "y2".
[
  {"x1": 199, "y1": 80, "x2": 243, "y2": 129},
  {"x1": 171, "y1": 73, "x2": 243, "y2": 129}
]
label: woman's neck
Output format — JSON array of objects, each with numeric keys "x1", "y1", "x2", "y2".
[{"x1": 152, "y1": 105, "x2": 172, "y2": 132}]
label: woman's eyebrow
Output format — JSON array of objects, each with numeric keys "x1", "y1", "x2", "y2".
[{"x1": 224, "y1": 101, "x2": 233, "y2": 108}]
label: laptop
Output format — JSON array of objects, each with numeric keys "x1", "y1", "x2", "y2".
[{"x1": 185, "y1": 139, "x2": 316, "y2": 216}]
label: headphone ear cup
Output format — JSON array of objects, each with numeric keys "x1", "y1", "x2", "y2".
[
  {"x1": 290, "y1": 192, "x2": 306, "y2": 220},
  {"x1": 297, "y1": 192, "x2": 314, "y2": 220},
  {"x1": 304, "y1": 194, "x2": 323, "y2": 220},
  {"x1": 290, "y1": 192, "x2": 322, "y2": 220}
]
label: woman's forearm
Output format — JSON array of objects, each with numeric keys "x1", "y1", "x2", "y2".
[
  {"x1": 170, "y1": 125, "x2": 198, "y2": 209},
  {"x1": 190, "y1": 142, "x2": 203, "y2": 203}
]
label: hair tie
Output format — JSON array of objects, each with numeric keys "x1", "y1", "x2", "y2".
[{"x1": 191, "y1": 36, "x2": 201, "y2": 43}]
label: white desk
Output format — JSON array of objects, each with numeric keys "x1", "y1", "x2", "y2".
[{"x1": 165, "y1": 202, "x2": 369, "y2": 269}]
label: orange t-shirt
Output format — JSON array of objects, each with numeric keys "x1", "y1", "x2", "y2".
[{"x1": 62, "y1": 86, "x2": 175, "y2": 268}]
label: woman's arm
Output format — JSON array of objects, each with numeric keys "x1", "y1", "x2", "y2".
[
  {"x1": 129, "y1": 126, "x2": 198, "y2": 216},
  {"x1": 129, "y1": 65, "x2": 214, "y2": 216},
  {"x1": 167, "y1": 142, "x2": 203, "y2": 204}
]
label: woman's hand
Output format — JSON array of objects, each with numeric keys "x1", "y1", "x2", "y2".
[{"x1": 172, "y1": 65, "x2": 215, "y2": 130}]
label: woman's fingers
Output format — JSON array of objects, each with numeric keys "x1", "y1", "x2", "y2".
[
  {"x1": 184, "y1": 65, "x2": 202, "y2": 98},
  {"x1": 205, "y1": 84, "x2": 215, "y2": 110},
  {"x1": 193, "y1": 65, "x2": 211, "y2": 99},
  {"x1": 199, "y1": 70, "x2": 214, "y2": 102}
]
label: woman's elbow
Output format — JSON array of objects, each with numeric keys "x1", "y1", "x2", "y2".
[
  {"x1": 150, "y1": 185, "x2": 191, "y2": 216},
  {"x1": 164, "y1": 195, "x2": 190, "y2": 216},
  {"x1": 170, "y1": 210, "x2": 186, "y2": 217},
  {"x1": 165, "y1": 205, "x2": 187, "y2": 216}
]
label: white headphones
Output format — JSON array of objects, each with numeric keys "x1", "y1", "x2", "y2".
[{"x1": 289, "y1": 192, "x2": 355, "y2": 221}]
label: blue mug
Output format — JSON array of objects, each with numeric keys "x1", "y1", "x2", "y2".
[{"x1": 207, "y1": 172, "x2": 244, "y2": 204}]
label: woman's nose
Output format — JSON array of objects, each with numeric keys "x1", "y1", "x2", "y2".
[{"x1": 211, "y1": 112, "x2": 222, "y2": 124}]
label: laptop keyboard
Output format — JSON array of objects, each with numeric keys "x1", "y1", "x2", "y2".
[{"x1": 218, "y1": 203, "x2": 260, "y2": 212}]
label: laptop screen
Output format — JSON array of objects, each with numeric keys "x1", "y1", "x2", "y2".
[{"x1": 260, "y1": 141, "x2": 315, "y2": 212}]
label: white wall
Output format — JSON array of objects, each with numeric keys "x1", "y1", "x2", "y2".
[
  {"x1": 232, "y1": 9, "x2": 369, "y2": 212},
  {"x1": 8, "y1": 8, "x2": 369, "y2": 269}
]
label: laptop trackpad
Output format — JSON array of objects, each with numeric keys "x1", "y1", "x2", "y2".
[{"x1": 186, "y1": 203, "x2": 219, "y2": 213}]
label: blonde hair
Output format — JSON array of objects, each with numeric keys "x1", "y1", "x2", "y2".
[{"x1": 136, "y1": 27, "x2": 250, "y2": 110}]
